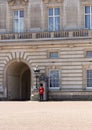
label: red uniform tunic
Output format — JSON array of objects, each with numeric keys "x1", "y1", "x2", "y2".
[{"x1": 38, "y1": 87, "x2": 44, "y2": 94}]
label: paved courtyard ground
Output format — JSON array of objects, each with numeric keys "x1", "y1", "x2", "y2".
[{"x1": 0, "y1": 101, "x2": 92, "y2": 130}]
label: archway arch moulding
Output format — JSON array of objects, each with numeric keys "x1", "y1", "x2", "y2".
[{"x1": 3, "y1": 51, "x2": 33, "y2": 100}]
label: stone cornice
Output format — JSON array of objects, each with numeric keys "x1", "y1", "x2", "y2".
[
  {"x1": 8, "y1": 0, "x2": 29, "y2": 6},
  {"x1": 43, "y1": 0, "x2": 64, "y2": 4}
]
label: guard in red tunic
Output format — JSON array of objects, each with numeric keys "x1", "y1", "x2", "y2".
[{"x1": 38, "y1": 84, "x2": 44, "y2": 101}]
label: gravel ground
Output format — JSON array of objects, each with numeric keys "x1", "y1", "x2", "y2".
[{"x1": 0, "y1": 101, "x2": 92, "y2": 130}]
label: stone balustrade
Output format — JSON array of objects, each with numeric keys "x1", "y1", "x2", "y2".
[{"x1": 0, "y1": 30, "x2": 91, "y2": 41}]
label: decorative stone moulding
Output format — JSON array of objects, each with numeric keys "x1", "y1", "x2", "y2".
[
  {"x1": 81, "y1": 0, "x2": 92, "y2": 3},
  {"x1": 43, "y1": 0, "x2": 64, "y2": 4},
  {"x1": 8, "y1": 0, "x2": 29, "y2": 6},
  {"x1": 81, "y1": 0, "x2": 90, "y2": 2}
]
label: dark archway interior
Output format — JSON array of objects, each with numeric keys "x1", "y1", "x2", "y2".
[
  {"x1": 6, "y1": 62, "x2": 31, "y2": 101},
  {"x1": 21, "y1": 69, "x2": 30, "y2": 100}
]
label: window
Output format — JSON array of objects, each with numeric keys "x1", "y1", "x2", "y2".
[
  {"x1": 49, "y1": 52, "x2": 58, "y2": 59},
  {"x1": 49, "y1": 70, "x2": 60, "y2": 88},
  {"x1": 48, "y1": 8, "x2": 60, "y2": 31},
  {"x1": 87, "y1": 70, "x2": 92, "y2": 88},
  {"x1": 85, "y1": 6, "x2": 92, "y2": 29},
  {"x1": 86, "y1": 51, "x2": 92, "y2": 58},
  {"x1": 13, "y1": 10, "x2": 24, "y2": 32}
]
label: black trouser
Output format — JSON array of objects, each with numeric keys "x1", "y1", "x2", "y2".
[{"x1": 39, "y1": 94, "x2": 43, "y2": 101}]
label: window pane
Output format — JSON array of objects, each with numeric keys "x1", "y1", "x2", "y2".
[
  {"x1": 14, "y1": 11, "x2": 18, "y2": 19},
  {"x1": 48, "y1": 8, "x2": 60, "y2": 31},
  {"x1": 85, "y1": 15, "x2": 90, "y2": 29},
  {"x1": 89, "y1": 73, "x2": 92, "y2": 78},
  {"x1": 87, "y1": 70, "x2": 92, "y2": 87},
  {"x1": 86, "y1": 51, "x2": 92, "y2": 57},
  {"x1": 87, "y1": 80, "x2": 92, "y2": 87},
  {"x1": 49, "y1": 8, "x2": 53, "y2": 16},
  {"x1": 85, "y1": 6, "x2": 90, "y2": 13},
  {"x1": 87, "y1": 82, "x2": 92, "y2": 87},
  {"x1": 87, "y1": 70, "x2": 92, "y2": 78},
  {"x1": 20, "y1": 11, "x2": 24, "y2": 17},
  {"x1": 14, "y1": 19, "x2": 18, "y2": 32},
  {"x1": 50, "y1": 70, "x2": 59, "y2": 88},
  {"x1": 50, "y1": 52, "x2": 58, "y2": 58},
  {"x1": 91, "y1": 15, "x2": 92, "y2": 28},
  {"x1": 49, "y1": 17, "x2": 53, "y2": 31},
  {"x1": 19, "y1": 19, "x2": 24, "y2": 32},
  {"x1": 55, "y1": 17, "x2": 60, "y2": 31},
  {"x1": 91, "y1": 7, "x2": 92, "y2": 13},
  {"x1": 55, "y1": 8, "x2": 60, "y2": 15}
]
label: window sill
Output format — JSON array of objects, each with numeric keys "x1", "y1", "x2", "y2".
[
  {"x1": 49, "y1": 87, "x2": 60, "y2": 91},
  {"x1": 86, "y1": 87, "x2": 92, "y2": 90}
]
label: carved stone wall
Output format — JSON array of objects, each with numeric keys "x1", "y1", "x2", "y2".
[
  {"x1": 30, "y1": 3, "x2": 42, "y2": 30},
  {"x1": 8, "y1": 0, "x2": 29, "y2": 6},
  {"x1": 0, "y1": 3, "x2": 7, "y2": 32},
  {"x1": 80, "y1": 0, "x2": 92, "y2": 5},
  {"x1": 43, "y1": 0, "x2": 64, "y2": 4},
  {"x1": 63, "y1": 0, "x2": 81, "y2": 30}
]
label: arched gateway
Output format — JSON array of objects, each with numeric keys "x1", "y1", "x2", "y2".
[{"x1": 5, "y1": 61, "x2": 31, "y2": 101}]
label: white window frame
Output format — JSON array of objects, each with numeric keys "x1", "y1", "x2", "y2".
[
  {"x1": 13, "y1": 10, "x2": 24, "y2": 33},
  {"x1": 85, "y1": 6, "x2": 92, "y2": 29},
  {"x1": 49, "y1": 69, "x2": 60, "y2": 89},
  {"x1": 48, "y1": 8, "x2": 60, "y2": 31}
]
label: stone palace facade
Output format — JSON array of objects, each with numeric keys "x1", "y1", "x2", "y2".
[{"x1": 0, "y1": 0, "x2": 92, "y2": 100}]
